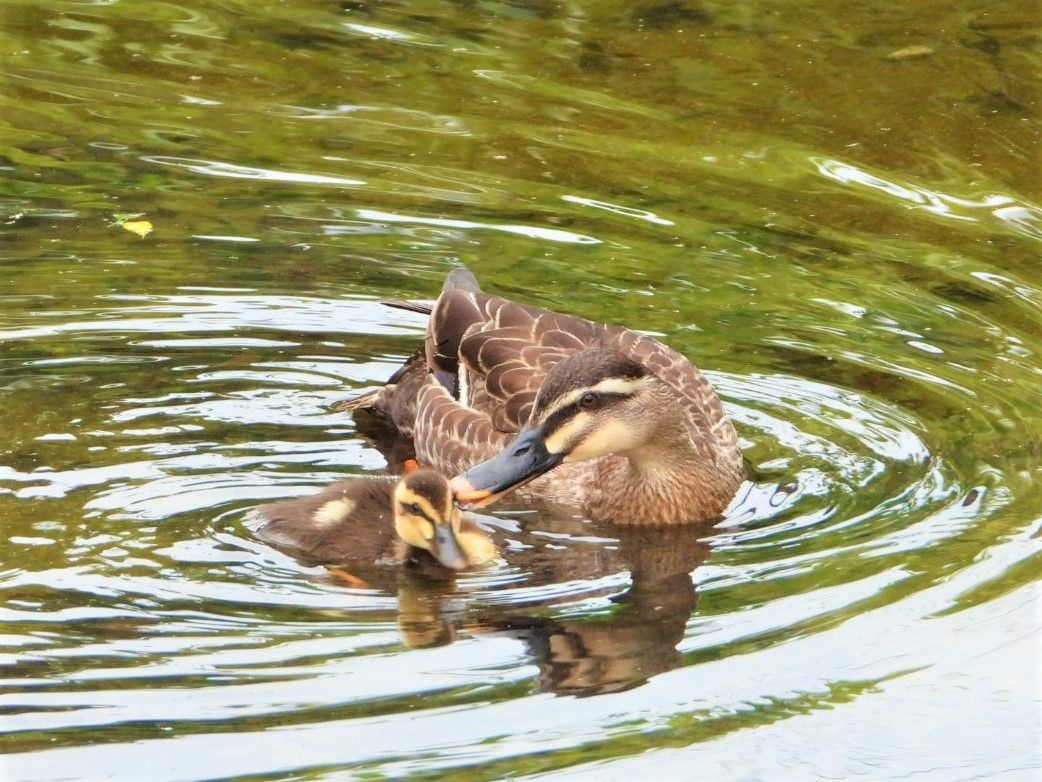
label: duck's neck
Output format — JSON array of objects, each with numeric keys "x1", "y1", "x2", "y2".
[{"x1": 586, "y1": 417, "x2": 739, "y2": 524}]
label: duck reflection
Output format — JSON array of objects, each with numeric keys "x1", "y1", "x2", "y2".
[
  {"x1": 395, "y1": 578, "x2": 460, "y2": 648},
  {"x1": 381, "y1": 518, "x2": 711, "y2": 697},
  {"x1": 493, "y1": 523, "x2": 709, "y2": 697}
]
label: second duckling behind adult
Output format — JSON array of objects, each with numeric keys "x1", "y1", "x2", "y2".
[{"x1": 255, "y1": 470, "x2": 496, "y2": 573}]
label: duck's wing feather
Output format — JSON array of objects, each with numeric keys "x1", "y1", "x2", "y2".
[
  {"x1": 426, "y1": 288, "x2": 608, "y2": 433},
  {"x1": 412, "y1": 376, "x2": 513, "y2": 475},
  {"x1": 465, "y1": 305, "x2": 610, "y2": 431},
  {"x1": 461, "y1": 324, "x2": 576, "y2": 431}
]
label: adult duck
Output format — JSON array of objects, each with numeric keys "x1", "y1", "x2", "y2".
[{"x1": 340, "y1": 269, "x2": 743, "y2": 524}]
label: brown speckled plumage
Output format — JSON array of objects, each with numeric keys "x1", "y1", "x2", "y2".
[{"x1": 341, "y1": 269, "x2": 743, "y2": 523}]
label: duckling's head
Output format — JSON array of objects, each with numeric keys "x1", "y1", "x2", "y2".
[
  {"x1": 453, "y1": 349, "x2": 666, "y2": 506},
  {"x1": 394, "y1": 470, "x2": 484, "y2": 571}
]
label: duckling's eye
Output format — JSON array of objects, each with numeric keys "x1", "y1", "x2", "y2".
[
  {"x1": 579, "y1": 392, "x2": 599, "y2": 409},
  {"x1": 406, "y1": 502, "x2": 423, "y2": 515}
]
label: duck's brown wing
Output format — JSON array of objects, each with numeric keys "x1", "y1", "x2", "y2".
[
  {"x1": 412, "y1": 376, "x2": 513, "y2": 475},
  {"x1": 427, "y1": 286, "x2": 607, "y2": 433}
]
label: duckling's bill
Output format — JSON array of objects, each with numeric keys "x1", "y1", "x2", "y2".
[{"x1": 430, "y1": 523, "x2": 467, "y2": 571}]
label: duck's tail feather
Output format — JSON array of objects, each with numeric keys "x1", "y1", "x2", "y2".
[
  {"x1": 335, "y1": 388, "x2": 383, "y2": 413},
  {"x1": 443, "y1": 267, "x2": 481, "y2": 293},
  {"x1": 381, "y1": 299, "x2": 433, "y2": 315},
  {"x1": 380, "y1": 267, "x2": 479, "y2": 315},
  {"x1": 334, "y1": 349, "x2": 427, "y2": 433}
]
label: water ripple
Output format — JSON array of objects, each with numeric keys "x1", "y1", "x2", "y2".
[
  {"x1": 2, "y1": 0, "x2": 1040, "y2": 777},
  {"x1": 142, "y1": 157, "x2": 367, "y2": 187}
]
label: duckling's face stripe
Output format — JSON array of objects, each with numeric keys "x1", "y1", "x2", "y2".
[
  {"x1": 393, "y1": 474, "x2": 472, "y2": 570},
  {"x1": 313, "y1": 498, "x2": 356, "y2": 527},
  {"x1": 395, "y1": 489, "x2": 445, "y2": 534},
  {"x1": 394, "y1": 486, "x2": 437, "y2": 550},
  {"x1": 393, "y1": 473, "x2": 464, "y2": 551},
  {"x1": 397, "y1": 473, "x2": 453, "y2": 519}
]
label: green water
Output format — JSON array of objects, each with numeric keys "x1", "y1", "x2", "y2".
[{"x1": 1, "y1": 1, "x2": 1040, "y2": 779}]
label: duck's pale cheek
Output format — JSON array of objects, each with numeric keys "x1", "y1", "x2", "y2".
[
  {"x1": 565, "y1": 419, "x2": 640, "y2": 462},
  {"x1": 543, "y1": 414, "x2": 589, "y2": 456}
]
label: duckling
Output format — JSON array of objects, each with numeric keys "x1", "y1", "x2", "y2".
[{"x1": 254, "y1": 468, "x2": 496, "y2": 573}]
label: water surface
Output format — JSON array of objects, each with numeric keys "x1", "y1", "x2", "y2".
[{"x1": 1, "y1": 1, "x2": 1040, "y2": 779}]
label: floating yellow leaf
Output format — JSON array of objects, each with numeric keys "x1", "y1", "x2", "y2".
[
  {"x1": 885, "y1": 45, "x2": 935, "y2": 61},
  {"x1": 121, "y1": 220, "x2": 154, "y2": 238}
]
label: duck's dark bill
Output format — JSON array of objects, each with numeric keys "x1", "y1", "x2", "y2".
[
  {"x1": 450, "y1": 426, "x2": 562, "y2": 508},
  {"x1": 431, "y1": 525, "x2": 467, "y2": 571}
]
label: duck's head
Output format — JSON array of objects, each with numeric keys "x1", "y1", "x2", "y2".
[
  {"x1": 453, "y1": 349, "x2": 664, "y2": 507},
  {"x1": 394, "y1": 469, "x2": 492, "y2": 571}
]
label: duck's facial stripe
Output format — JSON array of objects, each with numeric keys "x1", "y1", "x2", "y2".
[
  {"x1": 542, "y1": 412, "x2": 591, "y2": 455},
  {"x1": 564, "y1": 418, "x2": 642, "y2": 462},
  {"x1": 535, "y1": 376, "x2": 647, "y2": 423},
  {"x1": 395, "y1": 489, "x2": 446, "y2": 537},
  {"x1": 539, "y1": 391, "x2": 631, "y2": 454}
]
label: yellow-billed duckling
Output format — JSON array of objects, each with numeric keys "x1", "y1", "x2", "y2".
[{"x1": 254, "y1": 468, "x2": 496, "y2": 573}]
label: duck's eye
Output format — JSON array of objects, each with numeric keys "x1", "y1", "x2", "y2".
[
  {"x1": 406, "y1": 502, "x2": 423, "y2": 515},
  {"x1": 580, "y1": 392, "x2": 599, "y2": 409}
]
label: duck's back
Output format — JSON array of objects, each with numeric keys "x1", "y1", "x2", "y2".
[
  {"x1": 254, "y1": 478, "x2": 399, "y2": 565},
  {"x1": 426, "y1": 281, "x2": 610, "y2": 434}
]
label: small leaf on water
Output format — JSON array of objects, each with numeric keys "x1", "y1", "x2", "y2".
[
  {"x1": 885, "y1": 45, "x2": 935, "y2": 60},
  {"x1": 122, "y1": 220, "x2": 153, "y2": 238}
]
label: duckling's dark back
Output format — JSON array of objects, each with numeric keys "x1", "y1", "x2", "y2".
[{"x1": 254, "y1": 478, "x2": 398, "y2": 565}]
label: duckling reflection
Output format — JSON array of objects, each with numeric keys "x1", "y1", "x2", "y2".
[
  {"x1": 483, "y1": 522, "x2": 710, "y2": 697},
  {"x1": 395, "y1": 577, "x2": 460, "y2": 648},
  {"x1": 259, "y1": 480, "x2": 711, "y2": 694}
]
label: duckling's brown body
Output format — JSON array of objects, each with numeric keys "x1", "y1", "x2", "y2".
[
  {"x1": 257, "y1": 478, "x2": 408, "y2": 566},
  {"x1": 254, "y1": 472, "x2": 496, "y2": 571}
]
